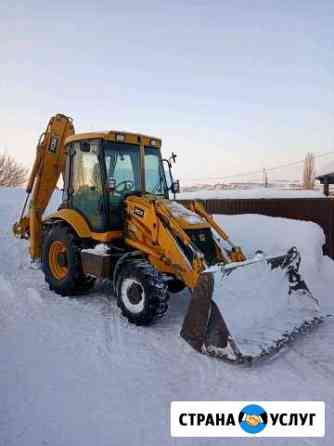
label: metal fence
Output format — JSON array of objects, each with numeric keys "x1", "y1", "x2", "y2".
[{"x1": 179, "y1": 198, "x2": 334, "y2": 258}]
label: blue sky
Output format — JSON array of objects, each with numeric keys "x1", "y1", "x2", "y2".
[{"x1": 1, "y1": 0, "x2": 333, "y2": 183}]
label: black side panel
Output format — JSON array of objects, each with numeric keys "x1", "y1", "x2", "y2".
[{"x1": 186, "y1": 228, "x2": 218, "y2": 266}]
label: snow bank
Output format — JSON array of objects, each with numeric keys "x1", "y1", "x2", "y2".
[
  {"x1": 214, "y1": 214, "x2": 333, "y2": 310},
  {"x1": 0, "y1": 186, "x2": 61, "y2": 223}
]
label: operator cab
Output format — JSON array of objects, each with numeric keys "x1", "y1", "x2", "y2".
[{"x1": 62, "y1": 131, "x2": 179, "y2": 232}]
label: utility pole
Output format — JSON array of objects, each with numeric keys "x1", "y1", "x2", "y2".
[{"x1": 263, "y1": 168, "x2": 269, "y2": 188}]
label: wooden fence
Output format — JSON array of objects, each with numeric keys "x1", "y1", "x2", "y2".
[{"x1": 179, "y1": 198, "x2": 334, "y2": 258}]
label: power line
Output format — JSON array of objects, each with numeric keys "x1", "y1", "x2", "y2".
[{"x1": 185, "y1": 150, "x2": 334, "y2": 182}]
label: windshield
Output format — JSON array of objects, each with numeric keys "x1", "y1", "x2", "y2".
[
  {"x1": 144, "y1": 147, "x2": 168, "y2": 196},
  {"x1": 104, "y1": 142, "x2": 141, "y2": 193},
  {"x1": 104, "y1": 142, "x2": 168, "y2": 198}
]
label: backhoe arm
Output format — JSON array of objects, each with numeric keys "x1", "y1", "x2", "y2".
[{"x1": 13, "y1": 114, "x2": 74, "y2": 260}]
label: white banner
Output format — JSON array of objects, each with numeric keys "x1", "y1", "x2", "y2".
[{"x1": 171, "y1": 401, "x2": 325, "y2": 437}]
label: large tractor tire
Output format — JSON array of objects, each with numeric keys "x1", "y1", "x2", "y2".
[
  {"x1": 116, "y1": 259, "x2": 169, "y2": 326},
  {"x1": 42, "y1": 224, "x2": 95, "y2": 296}
]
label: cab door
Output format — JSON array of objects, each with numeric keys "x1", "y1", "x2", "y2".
[
  {"x1": 69, "y1": 140, "x2": 106, "y2": 231},
  {"x1": 104, "y1": 142, "x2": 141, "y2": 228}
]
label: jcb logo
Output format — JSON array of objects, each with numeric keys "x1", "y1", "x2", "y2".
[
  {"x1": 48, "y1": 136, "x2": 59, "y2": 154},
  {"x1": 134, "y1": 207, "x2": 145, "y2": 218}
]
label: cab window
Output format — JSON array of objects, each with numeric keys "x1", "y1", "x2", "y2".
[
  {"x1": 144, "y1": 147, "x2": 168, "y2": 196},
  {"x1": 71, "y1": 140, "x2": 105, "y2": 230}
]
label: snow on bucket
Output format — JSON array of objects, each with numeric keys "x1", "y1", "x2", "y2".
[
  {"x1": 181, "y1": 248, "x2": 321, "y2": 363},
  {"x1": 212, "y1": 259, "x2": 319, "y2": 358}
]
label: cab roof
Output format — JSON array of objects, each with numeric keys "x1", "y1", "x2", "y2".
[{"x1": 65, "y1": 131, "x2": 161, "y2": 148}]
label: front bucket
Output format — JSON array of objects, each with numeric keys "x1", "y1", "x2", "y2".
[{"x1": 181, "y1": 248, "x2": 322, "y2": 363}]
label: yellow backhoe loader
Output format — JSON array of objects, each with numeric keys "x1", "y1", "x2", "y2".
[{"x1": 13, "y1": 114, "x2": 322, "y2": 363}]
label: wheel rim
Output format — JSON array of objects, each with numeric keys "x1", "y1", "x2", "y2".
[
  {"x1": 121, "y1": 278, "x2": 145, "y2": 314},
  {"x1": 48, "y1": 240, "x2": 68, "y2": 280}
]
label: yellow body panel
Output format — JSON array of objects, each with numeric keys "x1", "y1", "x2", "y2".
[
  {"x1": 65, "y1": 131, "x2": 161, "y2": 148},
  {"x1": 123, "y1": 195, "x2": 247, "y2": 289},
  {"x1": 90, "y1": 230, "x2": 123, "y2": 242},
  {"x1": 124, "y1": 196, "x2": 208, "y2": 289},
  {"x1": 47, "y1": 209, "x2": 91, "y2": 238},
  {"x1": 47, "y1": 209, "x2": 122, "y2": 242}
]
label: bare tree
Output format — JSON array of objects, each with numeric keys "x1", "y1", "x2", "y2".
[
  {"x1": 302, "y1": 152, "x2": 316, "y2": 190},
  {"x1": 0, "y1": 152, "x2": 28, "y2": 187}
]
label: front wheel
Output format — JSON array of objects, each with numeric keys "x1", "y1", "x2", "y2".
[{"x1": 116, "y1": 260, "x2": 168, "y2": 325}]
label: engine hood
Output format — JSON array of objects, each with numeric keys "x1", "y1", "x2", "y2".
[{"x1": 162, "y1": 200, "x2": 210, "y2": 230}]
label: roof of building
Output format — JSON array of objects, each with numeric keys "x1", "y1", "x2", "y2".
[
  {"x1": 316, "y1": 172, "x2": 334, "y2": 184},
  {"x1": 317, "y1": 159, "x2": 334, "y2": 177}
]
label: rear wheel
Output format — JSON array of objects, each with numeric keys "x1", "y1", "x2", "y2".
[
  {"x1": 116, "y1": 260, "x2": 169, "y2": 325},
  {"x1": 42, "y1": 224, "x2": 95, "y2": 296}
]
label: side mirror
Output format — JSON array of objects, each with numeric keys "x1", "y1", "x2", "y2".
[
  {"x1": 169, "y1": 152, "x2": 177, "y2": 164},
  {"x1": 171, "y1": 180, "x2": 180, "y2": 194},
  {"x1": 106, "y1": 177, "x2": 116, "y2": 193}
]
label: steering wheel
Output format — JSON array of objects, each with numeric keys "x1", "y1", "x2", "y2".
[{"x1": 115, "y1": 180, "x2": 134, "y2": 194}]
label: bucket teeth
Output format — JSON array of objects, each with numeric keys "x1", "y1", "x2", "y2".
[{"x1": 181, "y1": 247, "x2": 323, "y2": 364}]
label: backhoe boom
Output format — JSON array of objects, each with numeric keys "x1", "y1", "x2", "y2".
[{"x1": 13, "y1": 114, "x2": 74, "y2": 260}]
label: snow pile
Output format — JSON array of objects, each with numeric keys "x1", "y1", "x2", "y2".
[
  {"x1": 1, "y1": 187, "x2": 334, "y2": 446},
  {"x1": 210, "y1": 214, "x2": 332, "y2": 357},
  {"x1": 213, "y1": 261, "x2": 319, "y2": 357},
  {"x1": 214, "y1": 214, "x2": 333, "y2": 311},
  {"x1": 178, "y1": 187, "x2": 325, "y2": 200}
]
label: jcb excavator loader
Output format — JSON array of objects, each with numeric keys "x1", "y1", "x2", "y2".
[{"x1": 13, "y1": 114, "x2": 322, "y2": 363}]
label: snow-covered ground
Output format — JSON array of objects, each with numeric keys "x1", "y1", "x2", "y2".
[
  {"x1": 1, "y1": 187, "x2": 334, "y2": 446},
  {"x1": 178, "y1": 187, "x2": 325, "y2": 200}
]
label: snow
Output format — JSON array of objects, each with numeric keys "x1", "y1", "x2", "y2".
[
  {"x1": 212, "y1": 260, "x2": 320, "y2": 358},
  {"x1": 177, "y1": 187, "x2": 325, "y2": 200},
  {"x1": 1, "y1": 187, "x2": 334, "y2": 446},
  {"x1": 82, "y1": 243, "x2": 110, "y2": 256},
  {"x1": 164, "y1": 200, "x2": 205, "y2": 224}
]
